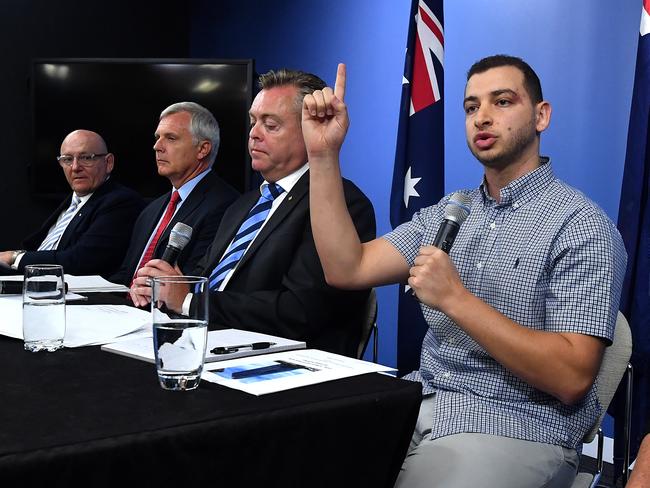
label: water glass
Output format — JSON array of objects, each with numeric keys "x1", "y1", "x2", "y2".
[
  {"x1": 152, "y1": 276, "x2": 208, "y2": 391},
  {"x1": 23, "y1": 264, "x2": 66, "y2": 352}
]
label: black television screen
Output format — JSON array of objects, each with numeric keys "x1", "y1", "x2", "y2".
[{"x1": 31, "y1": 58, "x2": 254, "y2": 199}]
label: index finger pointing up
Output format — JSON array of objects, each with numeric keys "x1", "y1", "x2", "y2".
[{"x1": 334, "y1": 63, "x2": 346, "y2": 101}]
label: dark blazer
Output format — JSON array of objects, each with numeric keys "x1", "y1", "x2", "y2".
[
  {"x1": 193, "y1": 170, "x2": 376, "y2": 357},
  {"x1": 17, "y1": 178, "x2": 145, "y2": 277},
  {"x1": 111, "y1": 170, "x2": 239, "y2": 286}
]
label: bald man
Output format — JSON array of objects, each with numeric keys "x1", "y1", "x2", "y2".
[{"x1": 0, "y1": 130, "x2": 144, "y2": 277}]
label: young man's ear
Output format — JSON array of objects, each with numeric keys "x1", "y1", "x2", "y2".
[{"x1": 535, "y1": 101, "x2": 552, "y2": 133}]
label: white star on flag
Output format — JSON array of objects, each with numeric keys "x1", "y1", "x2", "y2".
[{"x1": 403, "y1": 166, "x2": 422, "y2": 208}]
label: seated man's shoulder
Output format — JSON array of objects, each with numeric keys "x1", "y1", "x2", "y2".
[
  {"x1": 550, "y1": 179, "x2": 617, "y2": 228},
  {"x1": 202, "y1": 173, "x2": 240, "y2": 205},
  {"x1": 92, "y1": 179, "x2": 145, "y2": 209}
]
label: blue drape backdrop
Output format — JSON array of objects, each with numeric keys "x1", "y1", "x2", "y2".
[{"x1": 190, "y1": 0, "x2": 640, "y2": 460}]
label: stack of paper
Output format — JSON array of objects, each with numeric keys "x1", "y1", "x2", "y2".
[
  {"x1": 101, "y1": 328, "x2": 306, "y2": 364},
  {"x1": 64, "y1": 275, "x2": 130, "y2": 293},
  {"x1": 0, "y1": 275, "x2": 129, "y2": 293},
  {"x1": 0, "y1": 296, "x2": 151, "y2": 347}
]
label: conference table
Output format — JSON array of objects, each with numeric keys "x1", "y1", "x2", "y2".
[{"x1": 0, "y1": 302, "x2": 422, "y2": 487}]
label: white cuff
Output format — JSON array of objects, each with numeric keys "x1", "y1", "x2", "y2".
[{"x1": 11, "y1": 252, "x2": 26, "y2": 270}]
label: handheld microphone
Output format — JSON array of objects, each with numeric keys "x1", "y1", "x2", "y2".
[
  {"x1": 432, "y1": 192, "x2": 472, "y2": 253},
  {"x1": 161, "y1": 222, "x2": 193, "y2": 265},
  {"x1": 410, "y1": 192, "x2": 471, "y2": 299}
]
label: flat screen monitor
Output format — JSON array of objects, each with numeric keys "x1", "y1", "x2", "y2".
[{"x1": 31, "y1": 58, "x2": 254, "y2": 199}]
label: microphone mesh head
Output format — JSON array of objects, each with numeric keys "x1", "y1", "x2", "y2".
[
  {"x1": 444, "y1": 192, "x2": 471, "y2": 224},
  {"x1": 168, "y1": 222, "x2": 193, "y2": 250}
]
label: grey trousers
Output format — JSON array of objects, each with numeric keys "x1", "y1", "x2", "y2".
[{"x1": 394, "y1": 395, "x2": 580, "y2": 488}]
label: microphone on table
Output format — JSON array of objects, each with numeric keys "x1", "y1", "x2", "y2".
[
  {"x1": 161, "y1": 222, "x2": 193, "y2": 265},
  {"x1": 411, "y1": 192, "x2": 471, "y2": 298}
]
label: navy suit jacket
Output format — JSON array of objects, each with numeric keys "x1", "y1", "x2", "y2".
[
  {"x1": 17, "y1": 178, "x2": 145, "y2": 277},
  {"x1": 111, "y1": 171, "x2": 239, "y2": 286},
  {"x1": 192, "y1": 171, "x2": 376, "y2": 357}
]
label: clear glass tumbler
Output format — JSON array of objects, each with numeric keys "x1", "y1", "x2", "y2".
[
  {"x1": 23, "y1": 264, "x2": 66, "y2": 352},
  {"x1": 152, "y1": 276, "x2": 208, "y2": 390}
]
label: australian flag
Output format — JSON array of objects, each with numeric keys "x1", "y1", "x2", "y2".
[
  {"x1": 390, "y1": 0, "x2": 445, "y2": 375},
  {"x1": 614, "y1": 0, "x2": 650, "y2": 478}
]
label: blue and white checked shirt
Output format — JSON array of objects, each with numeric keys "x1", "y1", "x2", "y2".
[{"x1": 384, "y1": 159, "x2": 627, "y2": 449}]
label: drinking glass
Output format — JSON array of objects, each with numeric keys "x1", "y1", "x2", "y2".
[
  {"x1": 23, "y1": 264, "x2": 66, "y2": 352},
  {"x1": 152, "y1": 276, "x2": 208, "y2": 390}
]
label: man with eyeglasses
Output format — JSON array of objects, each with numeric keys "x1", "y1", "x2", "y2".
[{"x1": 0, "y1": 129, "x2": 144, "y2": 276}]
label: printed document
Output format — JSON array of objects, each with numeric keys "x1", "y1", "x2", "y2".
[{"x1": 201, "y1": 349, "x2": 395, "y2": 395}]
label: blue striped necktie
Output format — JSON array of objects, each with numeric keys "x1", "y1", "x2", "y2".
[
  {"x1": 208, "y1": 183, "x2": 284, "y2": 291},
  {"x1": 38, "y1": 195, "x2": 82, "y2": 251}
]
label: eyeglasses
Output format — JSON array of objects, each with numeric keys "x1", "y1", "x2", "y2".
[{"x1": 56, "y1": 153, "x2": 108, "y2": 167}]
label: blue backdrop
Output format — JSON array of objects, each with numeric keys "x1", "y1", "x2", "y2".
[{"x1": 190, "y1": 0, "x2": 640, "y2": 371}]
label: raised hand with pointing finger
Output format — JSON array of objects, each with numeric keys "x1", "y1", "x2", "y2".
[{"x1": 302, "y1": 63, "x2": 349, "y2": 160}]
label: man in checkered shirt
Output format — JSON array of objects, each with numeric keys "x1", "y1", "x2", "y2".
[{"x1": 303, "y1": 55, "x2": 627, "y2": 487}]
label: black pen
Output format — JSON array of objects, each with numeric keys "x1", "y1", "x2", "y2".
[{"x1": 210, "y1": 341, "x2": 276, "y2": 355}]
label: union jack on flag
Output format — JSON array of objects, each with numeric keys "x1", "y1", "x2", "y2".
[{"x1": 390, "y1": 0, "x2": 445, "y2": 375}]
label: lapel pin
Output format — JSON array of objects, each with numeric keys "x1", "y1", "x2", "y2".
[{"x1": 287, "y1": 195, "x2": 293, "y2": 201}]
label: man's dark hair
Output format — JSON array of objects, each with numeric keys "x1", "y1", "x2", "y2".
[
  {"x1": 258, "y1": 69, "x2": 327, "y2": 111},
  {"x1": 467, "y1": 55, "x2": 543, "y2": 104}
]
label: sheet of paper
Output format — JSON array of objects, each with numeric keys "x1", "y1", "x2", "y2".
[
  {"x1": 201, "y1": 349, "x2": 395, "y2": 395},
  {"x1": 64, "y1": 275, "x2": 130, "y2": 293},
  {"x1": 0, "y1": 275, "x2": 25, "y2": 281},
  {"x1": 0, "y1": 296, "x2": 151, "y2": 347},
  {"x1": 0, "y1": 296, "x2": 22, "y2": 338},
  {"x1": 63, "y1": 305, "x2": 151, "y2": 347},
  {"x1": 65, "y1": 292, "x2": 87, "y2": 301},
  {"x1": 0, "y1": 274, "x2": 129, "y2": 293}
]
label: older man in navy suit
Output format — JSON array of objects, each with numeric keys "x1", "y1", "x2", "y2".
[
  {"x1": 110, "y1": 102, "x2": 239, "y2": 286},
  {"x1": 0, "y1": 129, "x2": 144, "y2": 277}
]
